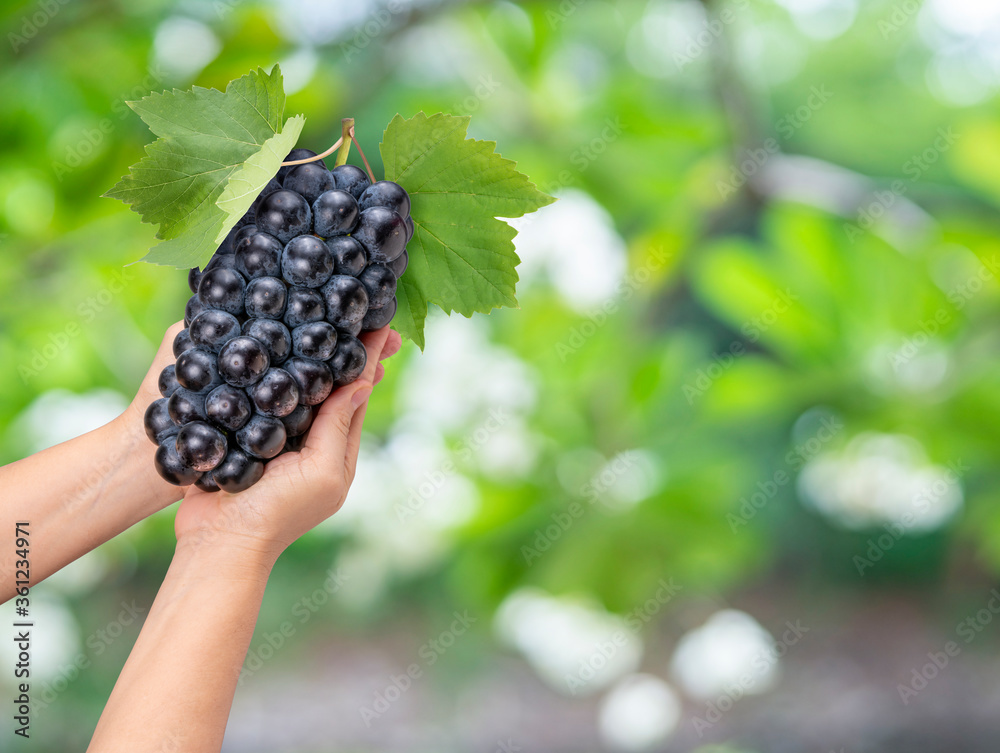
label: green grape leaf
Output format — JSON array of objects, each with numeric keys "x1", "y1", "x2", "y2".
[
  {"x1": 380, "y1": 112, "x2": 555, "y2": 349},
  {"x1": 105, "y1": 66, "x2": 304, "y2": 270}
]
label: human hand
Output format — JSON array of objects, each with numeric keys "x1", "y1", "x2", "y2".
[
  {"x1": 173, "y1": 326, "x2": 402, "y2": 562},
  {"x1": 119, "y1": 320, "x2": 185, "y2": 448}
]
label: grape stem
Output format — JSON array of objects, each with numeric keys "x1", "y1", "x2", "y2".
[{"x1": 279, "y1": 119, "x2": 378, "y2": 184}]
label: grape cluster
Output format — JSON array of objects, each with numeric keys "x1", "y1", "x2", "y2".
[{"x1": 144, "y1": 150, "x2": 410, "y2": 493}]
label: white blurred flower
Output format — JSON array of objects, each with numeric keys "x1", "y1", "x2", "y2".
[
  {"x1": 798, "y1": 432, "x2": 963, "y2": 532},
  {"x1": 18, "y1": 388, "x2": 128, "y2": 453},
  {"x1": 495, "y1": 588, "x2": 642, "y2": 696},
  {"x1": 669, "y1": 610, "x2": 778, "y2": 700},
  {"x1": 153, "y1": 17, "x2": 220, "y2": 80},
  {"x1": 774, "y1": 0, "x2": 858, "y2": 40},
  {"x1": 510, "y1": 189, "x2": 627, "y2": 312},
  {"x1": 599, "y1": 674, "x2": 682, "y2": 751}
]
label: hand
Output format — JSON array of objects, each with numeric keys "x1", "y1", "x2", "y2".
[
  {"x1": 118, "y1": 320, "x2": 185, "y2": 449},
  {"x1": 173, "y1": 326, "x2": 402, "y2": 562}
]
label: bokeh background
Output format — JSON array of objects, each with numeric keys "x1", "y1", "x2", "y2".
[{"x1": 3, "y1": 0, "x2": 1000, "y2": 750}]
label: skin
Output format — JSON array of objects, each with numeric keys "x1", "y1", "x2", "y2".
[{"x1": 0, "y1": 321, "x2": 401, "y2": 751}]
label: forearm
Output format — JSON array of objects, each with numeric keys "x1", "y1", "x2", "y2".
[
  {"x1": 0, "y1": 410, "x2": 180, "y2": 601},
  {"x1": 88, "y1": 540, "x2": 274, "y2": 753}
]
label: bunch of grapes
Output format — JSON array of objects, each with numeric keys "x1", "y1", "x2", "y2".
[{"x1": 143, "y1": 149, "x2": 411, "y2": 493}]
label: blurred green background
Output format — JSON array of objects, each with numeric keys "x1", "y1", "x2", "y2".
[{"x1": 3, "y1": 0, "x2": 1000, "y2": 751}]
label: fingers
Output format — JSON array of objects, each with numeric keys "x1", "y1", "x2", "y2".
[
  {"x1": 343, "y1": 332, "x2": 393, "y2": 481},
  {"x1": 379, "y1": 328, "x2": 403, "y2": 361},
  {"x1": 306, "y1": 326, "x2": 390, "y2": 463},
  {"x1": 373, "y1": 363, "x2": 385, "y2": 385}
]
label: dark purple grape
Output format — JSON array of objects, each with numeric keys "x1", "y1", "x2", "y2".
[
  {"x1": 245, "y1": 276, "x2": 288, "y2": 319},
  {"x1": 337, "y1": 319, "x2": 363, "y2": 338},
  {"x1": 216, "y1": 223, "x2": 241, "y2": 256},
  {"x1": 331, "y1": 164, "x2": 371, "y2": 199},
  {"x1": 188, "y1": 267, "x2": 203, "y2": 294},
  {"x1": 205, "y1": 383, "x2": 253, "y2": 432},
  {"x1": 284, "y1": 358, "x2": 334, "y2": 406},
  {"x1": 255, "y1": 190, "x2": 312, "y2": 244},
  {"x1": 358, "y1": 181, "x2": 410, "y2": 218},
  {"x1": 321, "y1": 275, "x2": 369, "y2": 331},
  {"x1": 189, "y1": 310, "x2": 241, "y2": 353},
  {"x1": 326, "y1": 235, "x2": 367, "y2": 277},
  {"x1": 145, "y1": 398, "x2": 179, "y2": 444},
  {"x1": 280, "y1": 404, "x2": 314, "y2": 438},
  {"x1": 213, "y1": 449, "x2": 265, "y2": 493},
  {"x1": 362, "y1": 296, "x2": 397, "y2": 331},
  {"x1": 358, "y1": 264, "x2": 397, "y2": 310},
  {"x1": 388, "y1": 250, "x2": 408, "y2": 278},
  {"x1": 235, "y1": 231, "x2": 283, "y2": 279},
  {"x1": 248, "y1": 368, "x2": 300, "y2": 417},
  {"x1": 353, "y1": 206, "x2": 407, "y2": 264},
  {"x1": 154, "y1": 441, "x2": 201, "y2": 486},
  {"x1": 283, "y1": 434, "x2": 307, "y2": 453},
  {"x1": 184, "y1": 296, "x2": 205, "y2": 327},
  {"x1": 167, "y1": 388, "x2": 208, "y2": 425},
  {"x1": 175, "y1": 347, "x2": 221, "y2": 392},
  {"x1": 404, "y1": 216, "x2": 414, "y2": 242},
  {"x1": 279, "y1": 149, "x2": 325, "y2": 182},
  {"x1": 291, "y1": 321, "x2": 338, "y2": 361},
  {"x1": 173, "y1": 328, "x2": 195, "y2": 358},
  {"x1": 282, "y1": 235, "x2": 335, "y2": 288},
  {"x1": 233, "y1": 223, "x2": 258, "y2": 248},
  {"x1": 283, "y1": 162, "x2": 335, "y2": 205},
  {"x1": 236, "y1": 414, "x2": 287, "y2": 459},
  {"x1": 198, "y1": 267, "x2": 246, "y2": 315},
  {"x1": 195, "y1": 472, "x2": 220, "y2": 493},
  {"x1": 242, "y1": 318, "x2": 291, "y2": 365},
  {"x1": 158, "y1": 364, "x2": 181, "y2": 398},
  {"x1": 175, "y1": 421, "x2": 227, "y2": 472},
  {"x1": 218, "y1": 336, "x2": 270, "y2": 388},
  {"x1": 252, "y1": 177, "x2": 284, "y2": 215},
  {"x1": 204, "y1": 253, "x2": 238, "y2": 271},
  {"x1": 312, "y1": 190, "x2": 359, "y2": 238},
  {"x1": 328, "y1": 334, "x2": 367, "y2": 387},
  {"x1": 284, "y1": 286, "x2": 325, "y2": 327}
]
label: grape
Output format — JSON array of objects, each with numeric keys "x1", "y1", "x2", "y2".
[
  {"x1": 328, "y1": 334, "x2": 367, "y2": 387},
  {"x1": 358, "y1": 264, "x2": 397, "y2": 310},
  {"x1": 233, "y1": 223, "x2": 259, "y2": 249},
  {"x1": 282, "y1": 235, "x2": 335, "y2": 288},
  {"x1": 245, "y1": 276, "x2": 288, "y2": 319},
  {"x1": 326, "y1": 235, "x2": 367, "y2": 277},
  {"x1": 404, "y1": 216, "x2": 414, "y2": 242},
  {"x1": 218, "y1": 336, "x2": 270, "y2": 388},
  {"x1": 362, "y1": 296, "x2": 397, "y2": 331},
  {"x1": 291, "y1": 321, "x2": 338, "y2": 361},
  {"x1": 158, "y1": 364, "x2": 181, "y2": 398},
  {"x1": 242, "y1": 318, "x2": 291, "y2": 365},
  {"x1": 154, "y1": 441, "x2": 202, "y2": 486},
  {"x1": 283, "y1": 162, "x2": 335, "y2": 205},
  {"x1": 284, "y1": 286, "x2": 326, "y2": 328},
  {"x1": 388, "y1": 249, "x2": 408, "y2": 278},
  {"x1": 205, "y1": 254, "x2": 238, "y2": 272},
  {"x1": 352, "y1": 206, "x2": 407, "y2": 264},
  {"x1": 188, "y1": 267, "x2": 203, "y2": 294},
  {"x1": 284, "y1": 357, "x2": 334, "y2": 406},
  {"x1": 198, "y1": 267, "x2": 246, "y2": 315},
  {"x1": 279, "y1": 148, "x2": 325, "y2": 182},
  {"x1": 175, "y1": 347, "x2": 221, "y2": 392},
  {"x1": 248, "y1": 367, "x2": 300, "y2": 417},
  {"x1": 184, "y1": 296, "x2": 205, "y2": 327},
  {"x1": 331, "y1": 164, "x2": 371, "y2": 199},
  {"x1": 189, "y1": 310, "x2": 241, "y2": 353},
  {"x1": 312, "y1": 190, "x2": 359, "y2": 238},
  {"x1": 321, "y1": 275, "x2": 369, "y2": 331},
  {"x1": 235, "y1": 231, "x2": 283, "y2": 279},
  {"x1": 280, "y1": 404, "x2": 314, "y2": 438},
  {"x1": 205, "y1": 383, "x2": 253, "y2": 432},
  {"x1": 144, "y1": 398, "x2": 179, "y2": 444},
  {"x1": 252, "y1": 177, "x2": 284, "y2": 214},
  {"x1": 195, "y1": 473, "x2": 221, "y2": 493},
  {"x1": 167, "y1": 388, "x2": 208, "y2": 425},
  {"x1": 173, "y1": 328, "x2": 195, "y2": 358},
  {"x1": 236, "y1": 414, "x2": 287, "y2": 459},
  {"x1": 358, "y1": 180, "x2": 410, "y2": 218},
  {"x1": 283, "y1": 434, "x2": 306, "y2": 453},
  {"x1": 255, "y1": 190, "x2": 312, "y2": 244},
  {"x1": 213, "y1": 449, "x2": 265, "y2": 493},
  {"x1": 175, "y1": 421, "x2": 227, "y2": 472},
  {"x1": 216, "y1": 222, "x2": 241, "y2": 256},
  {"x1": 338, "y1": 319, "x2": 363, "y2": 338}
]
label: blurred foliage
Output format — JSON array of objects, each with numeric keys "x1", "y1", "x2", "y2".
[{"x1": 2, "y1": 0, "x2": 1000, "y2": 748}]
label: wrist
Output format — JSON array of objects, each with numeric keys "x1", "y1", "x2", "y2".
[{"x1": 174, "y1": 531, "x2": 281, "y2": 580}]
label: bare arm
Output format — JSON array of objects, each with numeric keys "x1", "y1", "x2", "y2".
[
  {"x1": 0, "y1": 324, "x2": 186, "y2": 601},
  {"x1": 88, "y1": 326, "x2": 398, "y2": 753}
]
